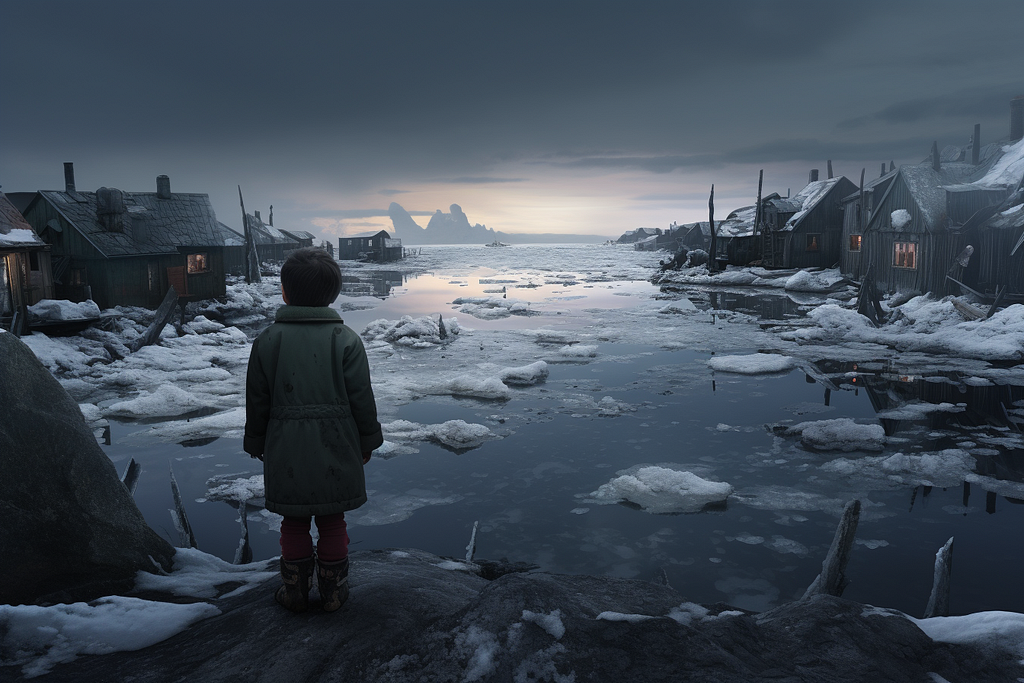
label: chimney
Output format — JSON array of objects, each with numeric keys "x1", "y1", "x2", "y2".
[
  {"x1": 808, "y1": 169, "x2": 819, "y2": 183},
  {"x1": 931, "y1": 141, "x2": 940, "y2": 172},
  {"x1": 972, "y1": 124, "x2": 981, "y2": 165},
  {"x1": 156, "y1": 175, "x2": 171, "y2": 199},
  {"x1": 827, "y1": 160, "x2": 833, "y2": 179},
  {"x1": 890, "y1": 161, "x2": 895, "y2": 172},
  {"x1": 255, "y1": 209, "x2": 262, "y2": 221},
  {"x1": 64, "y1": 162, "x2": 76, "y2": 193},
  {"x1": 269, "y1": 205, "x2": 274, "y2": 226},
  {"x1": 880, "y1": 163, "x2": 886, "y2": 178},
  {"x1": 1011, "y1": 96, "x2": 1024, "y2": 141}
]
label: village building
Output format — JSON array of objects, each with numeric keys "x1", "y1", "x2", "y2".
[
  {"x1": 713, "y1": 204, "x2": 759, "y2": 266},
  {"x1": 616, "y1": 227, "x2": 660, "y2": 244},
  {"x1": 0, "y1": 192, "x2": 54, "y2": 332},
  {"x1": 677, "y1": 221, "x2": 713, "y2": 253},
  {"x1": 244, "y1": 210, "x2": 301, "y2": 263},
  {"x1": 277, "y1": 228, "x2": 316, "y2": 249},
  {"x1": 20, "y1": 164, "x2": 226, "y2": 310},
  {"x1": 761, "y1": 174, "x2": 858, "y2": 269},
  {"x1": 213, "y1": 222, "x2": 247, "y2": 276},
  {"x1": 338, "y1": 230, "x2": 403, "y2": 262},
  {"x1": 840, "y1": 167, "x2": 898, "y2": 281}
]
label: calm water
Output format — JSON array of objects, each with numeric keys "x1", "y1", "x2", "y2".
[{"x1": 102, "y1": 248, "x2": 1024, "y2": 617}]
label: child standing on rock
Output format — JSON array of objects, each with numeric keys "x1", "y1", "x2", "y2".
[{"x1": 244, "y1": 247, "x2": 383, "y2": 613}]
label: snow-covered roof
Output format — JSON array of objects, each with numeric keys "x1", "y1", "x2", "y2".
[
  {"x1": 876, "y1": 163, "x2": 978, "y2": 233},
  {"x1": 967, "y1": 137, "x2": 1024, "y2": 190},
  {"x1": 779, "y1": 178, "x2": 844, "y2": 231},
  {"x1": 0, "y1": 192, "x2": 46, "y2": 248},
  {"x1": 716, "y1": 205, "x2": 756, "y2": 238},
  {"x1": 38, "y1": 189, "x2": 222, "y2": 257},
  {"x1": 279, "y1": 229, "x2": 317, "y2": 242},
  {"x1": 214, "y1": 221, "x2": 245, "y2": 247},
  {"x1": 244, "y1": 213, "x2": 301, "y2": 247}
]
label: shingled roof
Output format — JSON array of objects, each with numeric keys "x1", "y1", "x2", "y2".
[
  {"x1": 0, "y1": 192, "x2": 45, "y2": 248},
  {"x1": 38, "y1": 188, "x2": 222, "y2": 258}
]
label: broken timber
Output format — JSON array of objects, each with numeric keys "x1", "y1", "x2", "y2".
[
  {"x1": 802, "y1": 499, "x2": 860, "y2": 599},
  {"x1": 233, "y1": 501, "x2": 253, "y2": 565},
  {"x1": 169, "y1": 462, "x2": 198, "y2": 549},
  {"x1": 465, "y1": 520, "x2": 479, "y2": 563},
  {"x1": 129, "y1": 286, "x2": 178, "y2": 353},
  {"x1": 923, "y1": 537, "x2": 954, "y2": 618},
  {"x1": 120, "y1": 458, "x2": 141, "y2": 497},
  {"x1": 855, "y1": 264, "x2": 886, "y2": 327}
]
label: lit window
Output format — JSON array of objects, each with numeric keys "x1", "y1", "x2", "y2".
[
  {"x1": 893, "y1": 242, "x2": 917, "y2": 269},
  {"x1": 187, "y1": 253, "x2": 210, "y2": 274},
  {"x1": 806, "y1": 234, "x2": 820, "y2": 252},
  {"x1": 849, "y1": 235, "x2": 862, "y2": 252}
]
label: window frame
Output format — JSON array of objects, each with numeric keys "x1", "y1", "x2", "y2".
[
  {"x1": 893, "y1": 241, "x2": 918, "y2": 270},
  {"x1": 849, "y1": 234, "x2": 862, "y2": 252},
  {"x1": 186, "y1": 252, "x2": 210, "y2": 275}
]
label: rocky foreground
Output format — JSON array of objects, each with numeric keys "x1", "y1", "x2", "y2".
[{"x1": 23, "y1": 547, "x2": 1024, "y2": 683}]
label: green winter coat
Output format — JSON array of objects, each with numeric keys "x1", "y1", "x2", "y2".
[{"x1": 244, "y1": 306, "x2": 383, "y2": 516}]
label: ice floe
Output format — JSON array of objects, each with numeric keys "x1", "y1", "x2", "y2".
[
  {"x1": 708, "y1": 353, "x2": 796, "y2": 375},
  {"x1": 585, "y1": 465, "x2": 733, "y2": 514},
  {"x1": 778, "y1": 418, "x2": 887, "y2": 452}
]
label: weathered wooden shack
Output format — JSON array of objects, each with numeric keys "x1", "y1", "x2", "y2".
[
  {"x1": 678, "y1": 222, "x2": 713, "y2": 252},
  {"x1": 21, "y1": 165, "x2": 225, "y2": 309},
  {"x1": 966, "y1": 196, "x2": 1024, "y2": 297},
  {"x1": 0, "y1": 192, "x2": 54, "y2": 330},
  {"x1": 246, "y1": 211, "x2": 301, "y2": 263},
  {"x1": 278, "y1": 229, "x2": 316, "y2": 249},
  {"x1": 761, "y1": 177, "x2": 858, "y2": 269},
  {"x1": 714, "y1": 205, "x2": 759, "y2": 266},
  {"x1": 840, "y1": 168, "x2": 898, "y2": 280},
  {"x1": 616, "y1": 227, "x2": 660, "y2": 244},
  {"x1": 860, "y1": 161, "x2": 996, "y2": 295},
  {"x1": 213, "y1": 222, "x2": 247, "y2": 276},
  {"x1": 338, "y1": 230, "x2": 403, "y2": 262}
]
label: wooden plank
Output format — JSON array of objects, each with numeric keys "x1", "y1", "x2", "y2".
[
  {"x1": 129, "y1": 285, "x2": 178, "y2": 352},
  {"x1": 803, "y1": 499, "x2": 861, "y2": 599},
  {"x1": 923, "y1": 537, "x2": 953, "y2": 618},
  {"x1": 121, "y1": 458, "x2": 141, "y2": 497}
]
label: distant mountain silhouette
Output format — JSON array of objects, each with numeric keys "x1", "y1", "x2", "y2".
[{"x1": 387, "y1": 202, "x2": 604, "y2": 244}]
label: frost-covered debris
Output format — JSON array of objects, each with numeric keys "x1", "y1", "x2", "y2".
[
  {"x1": 497, "y1": 361, "x2": 549, "y2": 385},
  {"x1": 383, "y1": 419, "x2": 499, "y2": 451},
  {"x1": 781, "y1": 298, "x2": 1024, "y2": 361},
  {"x1": 0, "y1": 596, "x2": 221, "y2": 679},
  {"x1": 133, "y1": 548, "x2": 276, "y2": 599},
  {"x1": 585, "y1": 465, "x2": 733, "y2": 514},
  {"x1": 27, "y1": 299, "x2": 101, "y2": 321},
  {"x1": 778, "y1": 418, "x2": 887, "y2": 452},
  {"x1": 708, "y1": 353, "x2": 796, "y2": 375},
  {"x1": 451, "y1": 296, "x2": 535, "y2": 319},
  {"x1": 362, "y1": 315, "x2": 460, "y2": 347}
]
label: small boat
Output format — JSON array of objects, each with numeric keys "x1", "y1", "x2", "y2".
[{"x1": 485, "y1": 240, "x2": 509, "y2": 247}]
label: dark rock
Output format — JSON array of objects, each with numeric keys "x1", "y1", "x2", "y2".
[
  {"x1": 0, "y1": 332, "x2": 175, "y2": 606},
  {"x1": 25, "y1": 549, "x2": 1024, "y2": 682}
]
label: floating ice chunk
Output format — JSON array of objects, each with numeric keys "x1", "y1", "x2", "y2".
[
  {"x1": 362, "y1": 315, "x2": 459, "y2": 347},
  {"x1": 104, "y1": 384, "x2": 208, "y2": 419},
  {"x1": 498, "y1": 361, "x2": 549, "y2": 385},
  {"x1": 558, "y1": 344, "x2": 597, "y2": 358},
  {"x1": 0, "y1": 596, "x2": 221, "y2": 678},
  {"x1": 452, "y1": 296, "x2": 535, "y2": 320},
  {"x1": 658, "y1": 299, "x2": 697, "y2": 314},
  {"x1": 350, "y1": 489, "x2": 463, "y2": 526},
  {"x1": 708, "y1": 353, "x2": 796, "y2": 375},
  {"x1": 422, "y1": 375, "x2": 512, "y2": 401},
  {"x1": 783, "y1": 418, "x2": 886, "y2": 451},
  {"x1": 130, "y1": 406, "x2": 246, "y2": 443},
  {"x1": 203, "y1": 474, "x2": 265, "y2": 505},
  {"x1": 587, "y1": 465, "x2": 733, "y2": 514},
  {"x1": 521, "y1": 610, "x2": 565, "y2": 639},
  {"x1": 28, "y1": 299, "x2": 101, "y2": 321},
  {"x1": 766, "y1": 535, "x2": 808, "y2": 555},
  {"x1": 822, "y1": 449, "x2": 973, "y2": 488},
  {"x1": 383, "y1": 419, "x2": 498, "y2": 451},
  {"x1": 731, "y1": 532, "x2": 765, "y2": 545},
  {"x1": 875, "y1": 402, "x2": 965, "y2": 420}
]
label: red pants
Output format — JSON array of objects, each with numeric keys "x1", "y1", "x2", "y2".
[{"x1": 280, "y1": 512, "x2": 348, "y2": 562}]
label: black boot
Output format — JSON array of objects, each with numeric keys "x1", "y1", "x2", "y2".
[
  {"x1": 275, "y1": 556, "x2": 314, "y2": 613},
  {"x1": 317, "y1": 557, "x2": 349, "y2": 612}
]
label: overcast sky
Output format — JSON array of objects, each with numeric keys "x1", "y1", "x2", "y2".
[{"x1": 3, "y1": 0, "x2": 1022, "y2": 240}]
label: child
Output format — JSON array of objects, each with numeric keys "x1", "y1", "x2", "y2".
[{"x1": 244, "y1": 247, "x2": 383, "y2": 613}]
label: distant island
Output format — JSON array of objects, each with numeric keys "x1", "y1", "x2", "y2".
[{"x1": 388, "y1": 202, "x2": 606, "y2": 244}]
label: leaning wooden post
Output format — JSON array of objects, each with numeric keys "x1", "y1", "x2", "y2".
[
  {"x1": 239, "y1": 186, "x2": 262, "y2": 284},
  {"x1": 121, "y1": 458, "x2": 141, "y2": 497},
  {"x1": 827, "y1": 160, "x2": 833, "y2": 179},
  {"x1": 753, "y1": 170, "x2": 764, "y2": 262},
  {"x1": 802, "y1": 499, "x2": 861, "y2": 599},
  {"x1": 129, "y1": 286, "x2": 179, "y2": 352},
  {"x1": 169, "y1": 462, "x2": 197, "y2": 549},
  {"x1": 708, "y1": 184, "x2": 717, "y2": 273},
  {"x1": 923, "y1": 537, "x2": 954, "y2": 618}
]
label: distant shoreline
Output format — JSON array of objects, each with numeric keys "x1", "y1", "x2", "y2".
[{"x1": 395, "y1": 233, "x2": 609, "y2": 245}]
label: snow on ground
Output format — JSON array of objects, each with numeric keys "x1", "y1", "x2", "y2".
[
  {"x1": 708, "y1": 353, "x2": 796, "y2": 375},
  {"x1": 28, "y1": 299, "x2": 101, "y2": 321},
  {"x1": 910, "y1": 610, "x2": 1024, "y2": 660},
  {"x1": 0, "y1": 548, "x2": 272, "y2": 679},
  {"x1": 497, "y1": 360, "x2": 549, "y2": 385},
  {"x1": 584, "y1": 465, "x2": 734, "y2": 514}
]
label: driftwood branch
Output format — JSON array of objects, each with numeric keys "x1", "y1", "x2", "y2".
[
  {"x1": 923, "y1": 537, "x2": 953, "y2": 618},
  {"x1": 130, "y1": 286, "x2": 178, "y2": 353},
  {"x1": 465, "y1": 520, "x2": 480, "y2": 563},
  {"x1": 169, "y1": 463, "x2": 197, "y2": 549},
  {"x1": 803, "y1": 499, "x2": 861, "y2": 599}
]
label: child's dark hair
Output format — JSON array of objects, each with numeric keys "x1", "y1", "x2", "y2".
[{"x1": 280, "y1": 247, "x2": 342, "y2": 307}]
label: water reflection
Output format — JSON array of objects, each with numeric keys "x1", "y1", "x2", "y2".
[
  {"x1": 340, "y1": 270, "x2": 404, "y2": 298},
  {"x1": 706, "y1": 291, "x2": 807, "y2": 320}
]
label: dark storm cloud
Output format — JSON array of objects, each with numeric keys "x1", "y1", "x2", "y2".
[{"x1": 837, "y1": 84, "x2": 1019, "y2": 129}]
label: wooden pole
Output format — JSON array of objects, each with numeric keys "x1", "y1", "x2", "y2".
[
  {"x1": 827, "y1": 160, "x2": 833, "y2": 179},
  {"x1": 708, "y1": 184, "x2": 717, "y2": 273},
  {"x1": 858, "y1": 168, "x2": 865, "y2": 231},
  {"x1": 803, "y1": 499, "x2": 861, "y2": 599},
  {"x1": 923, "y1": 537, "x2": 953, "y2": 618}
]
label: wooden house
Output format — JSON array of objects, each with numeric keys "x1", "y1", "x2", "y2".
[
  {"x1": 761, "y1": 177, "x2": 857, "y2": 269},
  {"x1": 21, "y1": 164, "x2": 225, "y2": 309},
  {"x1": 245, "y1": 210, "x2": 300, "y2": 263},
  {"x1": 213, "y1": 222, "x2": 247, "y2": 276},
  {"x1": 616, "y1": 227, "x2": 660, "y2": 244},
  {"x1": 1, "y1": 192, "x2": 54, "y2": 331},
  {"x1": 964, "y1": 195, "x2": 1024, "y2": 297},
  {"x1": 858, "y1": 161, "x2": 997, "y2": 295},
  {"x1": 840, "y1": 168, "x2": 898, "y2": 280},
  {"x1": 678, "y1": 222, "x2": 713, "y2": 252},
  {"x1": 338, "y1": 230, "x2": 403, "y2": 262},
  {"x1": 278, "y1": 228, "x2": 316, "y2": 249},
  {"x1": 714, "y1": 205, "x2": 759, "y2": 266}
]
